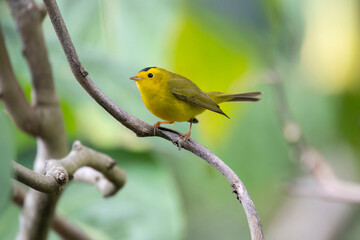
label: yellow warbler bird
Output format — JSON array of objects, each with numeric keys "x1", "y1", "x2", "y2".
[{"x1": 130, "y1": 67, "x2": 262, "y2": 140}]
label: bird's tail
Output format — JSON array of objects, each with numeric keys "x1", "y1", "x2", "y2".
[{"x1": 206, "y1": 91, "x2": 263, "y2": 104}]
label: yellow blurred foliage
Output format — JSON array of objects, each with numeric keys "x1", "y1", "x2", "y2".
[
  {"x1": 173, "y1": 17, "x2": 256, "y2": 147},
  {"x1": 300, "y1": 0, "x2": 360, "y2": 93}
]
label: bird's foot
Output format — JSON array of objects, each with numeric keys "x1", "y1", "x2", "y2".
[
  {"x1": 152, "y1": 121, "x2": 174, "y2": 135},
  {"x1": 181, "y1": 131, "x2": 191, "y2": 142},
  {"x1": 172, "y1": 131, "x2": 191, "y2": 151}
]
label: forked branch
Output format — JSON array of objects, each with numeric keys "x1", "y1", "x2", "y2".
[{"x1": 13, "y1": 141, "x2": 126, "y2": 196}]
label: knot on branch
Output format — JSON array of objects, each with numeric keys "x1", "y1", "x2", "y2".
[
  {"x1": 105, "y1": 157, "x2": 116, "y2": 169},
  {"x1": 46, "y1": 165, "x2": 69, "y2": 187},
  {"x1": 72, "y1": 140, "x2": 83, "y2": 151},
  {"x1": 80, "y1": 66, "x2": 88, "y2": 77},
  {"x1": 55, "y1": 170, "x2": 67, "y2": 184},
  {"x1": 232, "y1": 184, "x2": 241, "y2": 201},
  {"x1": 231, "y1": 181, "x2": 246, "y2": 202}
]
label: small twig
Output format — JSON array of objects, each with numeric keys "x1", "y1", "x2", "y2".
[
  {"x1": 74, "y1": 167, "x2": 117, "y2": 197},
  {"x1": 52, "y1": 215, "x2": 93, "y2": 240},
  {"x1": 12, "y1": 183, "x2": 93, "y2": 240},
  {"x1": 12, "y1": 141, "x2": 126, "y2": 196},
  {"x1": 288, "y1": 177, "x2": 360, "y2": 204},
  {"x1": 268, "y1": 70, "x2": 360, "y2": 203},
  {"x1": 42, "y1": 0, "x2": 263, "y2": 239}
]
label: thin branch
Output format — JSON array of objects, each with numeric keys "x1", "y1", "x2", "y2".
[
  {"x1": 52, "y1": 215, "x2": 93, "y2": 240},
  {"x1": 287, "y1": 177, "x2": 360, "y2": 204},
  {"x1": 269, "y1": 70, "x2": 360, "y2": 203},
  {"x1": 12, "y1": 141, "x2": 126, "y2": 196},
  {"x1": 74, "y1": 167, "x2": 118, "y2": 197},
  {"x1": 12, "y1": 161, "x2": 67, "y2": 193},
  {"x1": 0, "y1": 23, "x2": 39, "y2": 135},
  {"x1": 42, "y1": 0, "x2": 263, "y2": 239},
  {"x1": 12, "y1": 183, "x2": 93, "y2": 240}
]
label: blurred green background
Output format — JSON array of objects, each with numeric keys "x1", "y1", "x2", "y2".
[{"x1": 1, "y1": 0, "x2": 360, "y2": 239}]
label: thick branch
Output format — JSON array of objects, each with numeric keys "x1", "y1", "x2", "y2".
[
  {"x1": 0, "y1": 24, "x2": 39, "y2": 135},
  {"x1": 6, "y1": 1, "x2": 68, "y2": 239},
  {"x1": 7, "y1": 0, "x2": 57, "y2": 105},
  {"x1": 7, "y1": 0, "x2": 68, "y2": 160},
  {"x1": 12, "y1": 184, "x2": 92, "y2": 240},
  {"x1": 12, "y1": 141, "x2": 126, "y2": 196},
  {"x1": 42, "y1": 0, "x2": 263, "y2": 239}
]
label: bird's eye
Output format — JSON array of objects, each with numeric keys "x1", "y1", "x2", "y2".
[{"x1": 148, "y1": 73, "x2": 153, "y2": 78}]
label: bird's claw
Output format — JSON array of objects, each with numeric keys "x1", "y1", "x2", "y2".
[
  {"x1": 153, "y1": 126, "x2": 158, "y2": 135},
  {"x1": 181, "y1": 132, "x2": 191, "y2": 142},
  {"x1": 152, "y1": 122, "x2": 161, "y2": 135},
  {"x1": 173, "y1": 132, "x2": 191, "y2": 151}
]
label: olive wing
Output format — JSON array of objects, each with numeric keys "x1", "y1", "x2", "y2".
[{"x1": 168, "y1": 76, "x2": 229, "y2": 118}]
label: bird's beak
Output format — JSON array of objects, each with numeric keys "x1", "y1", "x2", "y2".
[{"x1": 130, "y1": 76, "x2": 142, "y2": 81}]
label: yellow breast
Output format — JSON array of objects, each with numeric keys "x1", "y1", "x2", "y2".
[{"x1": 136, "y1": 80, "x2": 204, "y2": 122}]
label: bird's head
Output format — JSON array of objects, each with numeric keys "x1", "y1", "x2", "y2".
[{"x1": 130, "y1": 67, "x2": 167, "y2": 85}]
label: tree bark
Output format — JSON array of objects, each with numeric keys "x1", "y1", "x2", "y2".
[{"x1": 6, "y1": 1, "x2": 68, "y2": 239}]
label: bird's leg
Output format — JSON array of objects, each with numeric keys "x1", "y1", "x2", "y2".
[
  {"x1": 181, "y1": 120, "x2": 193, "y2": 141},
  {"x1": 153, "y1": 121, "x2": 173, "y2": 135}
]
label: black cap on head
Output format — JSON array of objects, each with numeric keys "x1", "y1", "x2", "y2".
[{"x1": 139, "y1": 67, "x2": 156, "y2": 72}]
